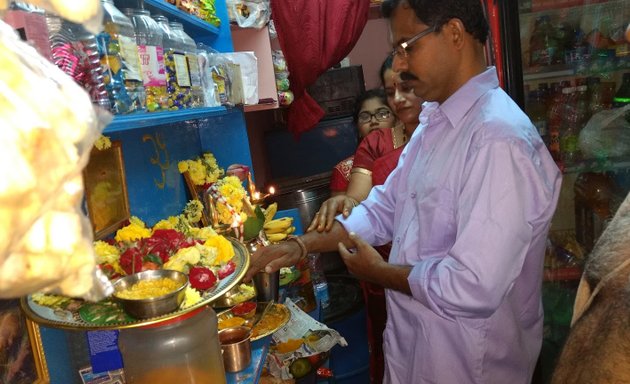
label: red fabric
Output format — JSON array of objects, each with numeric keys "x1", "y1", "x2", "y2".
[
  {"x1": 330, "y1": 155, "x2": 354, "y2": 192},
  {"x1": 372, "y1": 146, "x2": 404, "y2": 186},
  {"x1": 352, "y1": 128, "x2": 396, "y2": 171},
  {"x1": 270, "y1": 0, "x2": 370, "y2": 136}
]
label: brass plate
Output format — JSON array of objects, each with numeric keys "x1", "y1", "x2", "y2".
[
  {"x1": 21, "y1": 237, "x2": 249, "y2": 330},
  {"x1": 217, "y1": 302, "x2": 291, "y2": 341}
]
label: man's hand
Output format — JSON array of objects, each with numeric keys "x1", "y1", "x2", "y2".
[
  {"x1": 307, "y1": 195, "x2": 358, "y2": 233},
  {"x1": 244, "y1": 240, "x2": 302, "y2": 281},
  {"x1": 339, "y1": 232, "x2": 413, "y2": 295},
  {"x1": 338, "y1": 232, "x2": 386, "y2": 283}
]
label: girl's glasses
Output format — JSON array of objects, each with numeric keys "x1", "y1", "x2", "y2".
[{"x1": 358, "y1": 108, "x2": 392, "y2": 124}]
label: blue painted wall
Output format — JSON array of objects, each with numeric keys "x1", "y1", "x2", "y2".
[{"x1": 107, "y1": 109, "x2": 252, "y2": 226}]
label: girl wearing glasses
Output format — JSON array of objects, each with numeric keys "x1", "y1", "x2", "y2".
[
  {"x1": 329, "y1": 89, "x2": 396, "y2": 195},
  {"x1": 312, "y1": 55, "x2": 423, "y2": 384}
]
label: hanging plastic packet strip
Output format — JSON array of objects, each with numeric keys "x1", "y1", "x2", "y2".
[
  {"x1": 4, "y1": 0, "x2": 104, "y2": 34},
  {"x1": 0, "y1": 18, "x2": 112, "y2": 300}
]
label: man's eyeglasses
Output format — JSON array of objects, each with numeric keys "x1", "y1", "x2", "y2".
[
  {"x1": 357, "y1": 108, "x2": 392, "y2": 124},
  {"x1": 391, "y1": 25, "x2": 437, "y2": 59}
]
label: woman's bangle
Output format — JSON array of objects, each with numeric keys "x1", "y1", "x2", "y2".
[{"x1": 287, "y1": 235, "x2": 308, "y2": 261}]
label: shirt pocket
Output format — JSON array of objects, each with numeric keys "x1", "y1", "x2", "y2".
[{"x1": 414, "y1": 186, "x2": 456, "y2": 254}]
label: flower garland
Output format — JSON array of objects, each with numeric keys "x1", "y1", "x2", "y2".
[{"x1": 178, "y1": 152, "x2": 224, "y2": 186}]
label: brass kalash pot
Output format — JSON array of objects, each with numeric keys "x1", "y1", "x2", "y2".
[{"x1": 118, "y1": 306, "x2": 226, "y2": 384}]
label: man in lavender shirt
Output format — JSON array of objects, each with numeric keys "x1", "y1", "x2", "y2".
[{"x1": 245, "y1": 0, "x2": 561, "y2": 382}]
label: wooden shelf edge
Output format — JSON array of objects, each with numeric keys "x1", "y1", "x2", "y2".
[{"x1": 243, "y1": 101, "x2": 278, "y2": 112}]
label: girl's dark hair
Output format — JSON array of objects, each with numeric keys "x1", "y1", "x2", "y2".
[
  {"x1": 381, "y1": 0, "x2": 489, "y2": 44},
  {"x1": 353, "y1": 88, "x2": 388, "y2": 125},
  {"x1": 379, "y1": 55, "x2": 394, "y2": 87}
]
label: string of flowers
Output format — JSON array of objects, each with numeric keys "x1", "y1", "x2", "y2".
[{"x1": 177, "y1": 152, "x2": 224, "y2": 186}]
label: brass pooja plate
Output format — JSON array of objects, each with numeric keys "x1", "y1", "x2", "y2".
[
  {"x1": 21, "y1": 237, "x2": 249, "y2": 330},
  {"x1": 217, "y1": 302, "x2": 291, "y2": 341}
]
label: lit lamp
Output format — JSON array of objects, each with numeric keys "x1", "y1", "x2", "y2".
[{"x1": 251, "y1": 186, "x2": 275, "y2": 205}]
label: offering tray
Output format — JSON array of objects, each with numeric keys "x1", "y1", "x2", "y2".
[
  {"x1": 21, "y1": 237, "x2": 249, "y2": 330},
  {"x1": 217, "y1": 302, "x2": 291, "y2": 341}
]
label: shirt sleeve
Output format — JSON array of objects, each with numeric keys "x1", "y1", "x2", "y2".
[
  {"x1": 408, "y1": 140, "x2": 561, "y2": 319},
  {"x1": 338, "y1": 140, "x2": 406, "y2": 246}
]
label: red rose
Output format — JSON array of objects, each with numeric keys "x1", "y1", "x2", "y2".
[
  {"x1": 119, "y1": 246, "x2": 144, "y2": 275},
  {"x1": 189, "y1": 266, "x2": 217, "y2": 290},
  {"x1": 217, "y1": 261, "x2": 236, "y2": 280}
]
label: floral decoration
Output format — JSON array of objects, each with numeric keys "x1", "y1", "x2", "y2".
[
  {"x1": 178, "y1": 152, "x2": 224, "y2": 186},
  {"x1": 94, "y1": 135, "x2": 112, "y2": 150},
  {"x1": 94, "y1": 202, "x2": 237, "y2": 299}
]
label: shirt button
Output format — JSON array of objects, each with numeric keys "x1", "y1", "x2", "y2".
[
  {"x1": 396, "y1": 237, "x2": 401, "y2": 243},
  {"x1": 410, "y1": 192, "x2": 417, "y2": 199}
]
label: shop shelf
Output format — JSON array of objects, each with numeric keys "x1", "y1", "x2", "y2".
[
  {"x1": 143, "y1": 0, "x2": 220, "y2": 37},
  {"x1": 523, "y1": 65, "x2": 575, "y2": 81},
  {"x1": 104, "y1": 106, "x2": 232, "y2": 133}
]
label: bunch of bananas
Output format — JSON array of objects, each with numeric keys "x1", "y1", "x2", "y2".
[{"x1": 262, "y1": 203, "x2": 296, "y2": 242}]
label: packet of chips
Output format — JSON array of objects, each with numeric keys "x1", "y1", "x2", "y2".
[{"x1": 0, "y1": 19, "x2": 112, "y2": 300}]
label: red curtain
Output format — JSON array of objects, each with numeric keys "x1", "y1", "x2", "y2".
[{"x1": 270, "y1": 0, "x2": 370, "y2": 137}]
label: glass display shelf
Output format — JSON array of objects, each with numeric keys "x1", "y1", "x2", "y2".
[
  {"x1": 563, "y1": 157, "x2": 630, "y2": 175},
  {"x1": 104, "y1": 106, "x2": 232, "y2": 133}
]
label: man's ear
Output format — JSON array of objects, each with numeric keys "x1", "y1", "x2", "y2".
[{"x1": 444, "y1": 18, "x2": 466, "y2": 49}]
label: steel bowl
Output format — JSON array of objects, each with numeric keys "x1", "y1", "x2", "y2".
[
  {"x1": 112, "y1": 270, "x2": 188, "y2": 319},
  {"x1": 212, "y1": 281, "x2": 257, "y2": 308}
]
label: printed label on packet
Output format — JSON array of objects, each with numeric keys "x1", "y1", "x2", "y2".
[
  {"x1": 173, "y1": 53, "x2": 191, "y2": 87},
  {"x1": 137, "y1": 45, "x2": 166, "y2": 87},
  {"x1": 118, "y1": 35, "x2": 142, "y2": 82}
]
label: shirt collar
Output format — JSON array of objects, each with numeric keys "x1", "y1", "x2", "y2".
[{"x1": 439, "y1": 66, "x2": 499, "y2": 129}]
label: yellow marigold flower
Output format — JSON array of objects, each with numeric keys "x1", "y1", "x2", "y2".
[
  {"x1": 177, "y1": 160, "x2": 189, "y2": 173},
  {"x1": 182, "y1": 286, "x2": 202, "y2": 308},
  {"x1": 188, "y1": 160, "x2": 207, "y2": 186},
  {"x1": 184, "y1": 200, "x2": 204, "y2": 224},
  {"x1": 93, "y1": 240, "x2": 120, "y2": 265},
  {"x1": 196, "y1": 243, "x2": 218, "y2": 266},
  {"x1": 115, "y1": 216, "x2": 151, "y2": 242},
  {"x1": 153, "y1": 218, "x2": 175, "y2": 231},
  {"x1": 94, "y1": 135, "x2": 112, "y2": 150},
  {"x1": 190, "y1": 226, "x2": 217, "y2": 241},
  {"x1": 204, "y1": 235, "x2": 234, "y2": 265},
  {"x1": 163, "y1": 246, "x2": 201, "y2": 273}
]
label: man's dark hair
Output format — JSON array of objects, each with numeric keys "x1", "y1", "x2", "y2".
[
  {"x1": 381, "y1": 0, "x2": 489, "y2": 44},
  {"x1": 352, "y1": 88, "x2": 388, "y2": 125}
]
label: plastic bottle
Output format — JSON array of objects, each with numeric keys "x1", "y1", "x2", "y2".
[
  {"x1": 307, "y1": 253, "x2": 330, "y2": 309},
  {"x1": 46, "y1": 16, "x2": 111, "y2": 111},
  {"x1": 560, "y1": 86, "x2": 580, "y2": 166},
  {"x1": 529, "y1": 16, "x2": 559, "y2": 67},
  {"x1": 547, "y1": 82, "x2": 568, "y2": 161},
  {"x1": 153, "y1": 15, "x2": 192, "y2": 109},
  {"x1": 98, "y1": 0, "x2": 146, "y2": 113},
  {"x1": 169, "y1": 21, "x2": 204, "y2": 107},
  {"x1": 118, "y1": 307, "x2": 226, "y2": 384},
  {"x1": 527, "y1": 89, "x2": 549, "y2": 146},
  {"x1": 124, "y1": 9, "x2": 168, "y2": 112}
]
